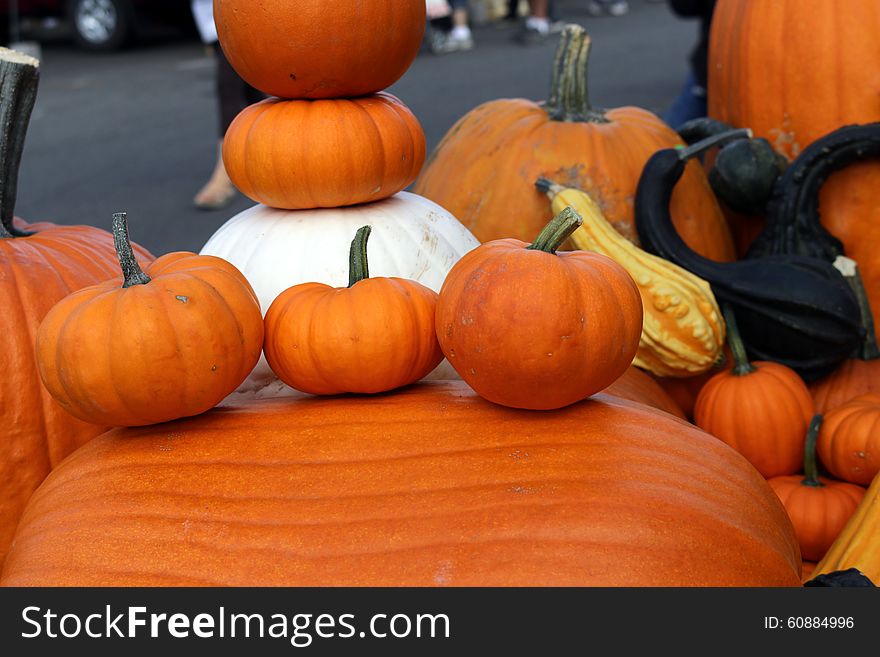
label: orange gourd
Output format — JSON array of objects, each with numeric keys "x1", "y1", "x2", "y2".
[
  {"x1": 414, "y1": 25, "x2": 734, "y2": 260},
  {"x1": 695, "y1": 307, "x2": 814, "y2": 478},
  {"x1": 436, "y1": 208, "x2": 643, "y2": 410},
  {"x1": 708, "y1": 0, "x2": 880, "y2": 327},
  {"x1": 223, "y1": 93, "x2": 426, "y2": 210},
  {"x1": 214, "y1": 0, "x2": 425, "y2": 99},
  {"x1": 263, "y1": 226, "x2": 443, "y2": 395},
  {"x1": 35, "y1": 213, "x2": 264, "y2": 427},
  {"x1": 817, "y1": 394, "x2": 880, "y2": 486},
  {"x1": 0, "y1": 49, "x2": 154, "y2": 563},
  {"x1": 0, "y1": 383, "x2": 801, "y2": 587},
  {"x1": 768, "y1": 416, "x2": 866, "y2": 562}
]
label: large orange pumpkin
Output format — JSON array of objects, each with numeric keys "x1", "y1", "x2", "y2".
[
  {"x1": 414, "y1": 25, "x2": 734, "y2": 260},
  {"x1": 223, "y1": 93, "x2": 426, "y2": 210},
  {"x1": 436, "y1": 208, "x2": 643, "y2": 410},
  {"x1": 214, "y1": 0, "x2": 425, "y2": 99},
  {"x1": 708, "y1": 0, "x2": 880, "y2": 326},
  {"x1": 0, "y1": 49, "x2": 154, "y2": 563},
  {"x1": 35, "y1": 213, "x2": 264, "y2": 427},
  {"x1": 0, "y1": 382, "x2": 801, "y2": 587}
]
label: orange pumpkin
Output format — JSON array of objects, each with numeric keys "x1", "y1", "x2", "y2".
[
  {"x1": 0, "y1": 383, "x2": 801, "y2": 587},
  {"x1": 414, "y1": 25, "x2": 734, "y2": 260},
  {"x1": 436, "y1": 208, "x2": 643, "y2": 410},
  {"x1": 35, "y1": 213, "x2": 264, "y2": 427},
  {"x1": 605, "y1": 367, "x2": 687, "y2": 420},
  {"x1": 694, "y1": 306, "x2": 814, "y2": 478},
  {"x1": 214, "y1": 0, "x2": 425, "y2": 99},
  {"x1": 708, "y1": 0, "x2": 880, "y2": 327},
  {"x1": 0, "y1": 50, "x2": 154, "y2": 563},
  {"x1": 263, "y1": 226, "x2": 443, "y2": 395},
  {"x1": 817, "y1": 394, "x2": 880, "y2": 486},
  {"x1": 769, "y1": 417, "x2": 866, "y2": 562},
  {"x1": 223, "y1": 92, "x2": 425, "y2": 210}
]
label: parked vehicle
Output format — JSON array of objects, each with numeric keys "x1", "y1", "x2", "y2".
[{"x1": 1, "y1": 0, "x2": 193, "y2": 50}]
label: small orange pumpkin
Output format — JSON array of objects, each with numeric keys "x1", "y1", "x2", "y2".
[
  {"x1": 35, "y1": 213, "x2": 264, "y2": 427},
  {"x1": 768, "y1": 416, "x2": 866, "y2": 562},
  {"x1": 436, "y1": 207, "x2": 643, "y2": 410},
  {"x1": 263, "y1": 226, "x2": 443, "y2": 395},
  {"x1": 214, "y1": 0, "x2": 426, "y2": 99},
  {"x1": 694, "y1": 306, "x2": 814, "y2": 478},
  {"x1": 817, "y1": 394, "x2": 880, "y2": 486},
  {"x1": 223, "y1": 93, "x2": 426, "y2": 210}
]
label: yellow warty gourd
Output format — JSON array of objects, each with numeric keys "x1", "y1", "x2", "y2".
[
  {"x1": 537, "y1": 178, "x2": 725, "y2": 377},
  {"x1": 814, "y1": 473, "x2": 880, "y2": 584}
]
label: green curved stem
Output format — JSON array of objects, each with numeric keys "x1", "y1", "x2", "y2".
[
  {"x1": 0, "y1": 48, "x2": 40, "y2": 239},
  {"x1": 544, "y1": 25, "x2": 608, "y2": 123},
  {"x1": 849, "y1": 269, "x2": 879, "y2": 361},
  {"x1": 676, "y1": 129, "x2": 752, "y2": 162},
  {"x1": 348, "y1": 225, "x2": 372, "y2": 287},
  {"x1": 527, "y1": 207, "x2": 583, "y2": 254},
  {"x1": 722, "y1": 304, "x2": 756, "y2": 376},
  {"x1": 801, "y1": 415, "x2": 824, "y2": 488},
  {"x1": 112, "y1": 212, "x2": 151, "y2": 288}
]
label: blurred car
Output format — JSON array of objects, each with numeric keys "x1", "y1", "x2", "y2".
[{"x1": 1, "y1": 0, "x2": 193, "y2": 50}]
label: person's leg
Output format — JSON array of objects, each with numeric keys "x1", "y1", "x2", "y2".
[
  {"x1": 433, "y1": 0, "x2": 473, "y2": 53},
  {"x1": 517, "y1": 0, "x2": 550, "y2": 43},
  {"x1": 661, "y1": 69, "x2": 708, "y2": 130}
]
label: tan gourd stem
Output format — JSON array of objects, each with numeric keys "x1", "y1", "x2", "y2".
[
  {"x1": 723, "y1": 304, "x2": 756, "y2": 376},
  {"x1": 112, "y1": 212, "x2": 151, "y2": 288},
  {"x1": 0, "y1": 48, "x2": 40, "y2": 239},
  {"x1": 802, "y1": 415, "x2": 824, "y2": 488},
  {"x1": 527, "y1": 207, "x2": 583, "y2": 254},
  {"x1": 348, "y1": 225, "x2": 372, "y2": 287},
  {"x1": 544, "y1": 25, "x2": 607, "y2": 124}
]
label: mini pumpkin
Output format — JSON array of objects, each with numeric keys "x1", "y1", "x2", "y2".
[
  {"x1": 214, "y1": 0, "x2": 425, "y2": 99},
  {"x1": 223, "y1": 93, "x2": 426, "y2": 210},
  {"x1": 35, "y1": 213, "x2": 264, "y2": 427},
  {"x1": 817, "y1": 394, "x2": 880, "y2": 486},
  {"x1": 436, "y1": 207, "x2": 643, "y2": 410},
  {"x1": 263, "y1": 226, "x2": 443, "y2": 395},
  {"x1": 694, "y1": 305, "x2": 814, "y2": 478},
  {"x1": 768, "y1": 416, "x2": 866, "y2": 562}
]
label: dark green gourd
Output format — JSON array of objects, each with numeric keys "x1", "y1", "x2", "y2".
[
  {"x1": 634, "y1": 132, "x2": 862, "y2": 382},
  {"x1": 677, "y1": 118, "x2": 787, "y2": 216},
  {"x1": 748, "y1": 123, "x2": 880, "y2": 260}
]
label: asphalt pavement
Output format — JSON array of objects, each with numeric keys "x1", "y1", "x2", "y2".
[{"x1": 13, "y1": 0, "x2": 698, "y2": 255}]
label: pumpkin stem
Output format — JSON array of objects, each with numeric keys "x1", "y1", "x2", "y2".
[
  {"x1": 348, "y1": 225, "x2": 372, "y2": 287},
  {"x1": 527, "y1": 206, "x2": 583, "y2": 254},
  {"x1": 544, "y1": 25, "x2": 608, "y2": 124},
  {"x1": 801, "y1": 415, "x2": 824, "y2": 488},
  {"x1": 112, "y1": 212, "x2": 151, "y2": 288},
  {"x1": 835, "y1": 257, "x2": 880, "y2": 361},
  {"x1": 0, "y1": 48, "x2": 40, "y2": 239},
  {"x1": 722, "y1": 304, "x2": 756, "y2": 376},
  {"x1": 676, "y1": 129, "x2": 752, "y2": 162}
]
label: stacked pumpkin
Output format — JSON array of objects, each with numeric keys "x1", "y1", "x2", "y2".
[{"x1": 202, "y1": 0, "x2": 479, "y2": 396}]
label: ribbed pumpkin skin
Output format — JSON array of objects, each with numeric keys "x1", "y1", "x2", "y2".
[
  {"x1": 0, "y1": 220, "x2": 153, "y2": 563},
  {"x1": 605, "y1": 367, "x2": 687, "y2": 420},
  {"x1": 708, "y1": 0, "x2": 880, "y2": 327},
  {"x1": 214, "y1": 0, "x2": 425, "y2": 99},
  {"x1": 436, "y1": 238, "x2": 643, "y2": 410},
  {"x1": 818, "y1": 395, "x2": 880, "y2": 486},
  {"x1": 264, "y1": 279, "x2": 442, "y2": 395},
  {"x1": 694, "y1": 362, "x2": 814, "y2": 478},
  {"x1": 223, "y1": 93, "x2": 426, "y2": 210},
  {"x1": 810, "y1": 360, "x2": 880, "y2": 415},
  {"x1": 814, "y1": 471, "x2": 880, "y2": 583},
  {"x1": 35, "y1": 252, "x2": 264, "y2": 427},
  {"x1": 768, "y1": 476, "x2": 865, "y2": 562},
  {"x1": 414, "y1": 100, "x2": 735, "y2": 260},
  {"x1": 0, "y1": 383, "x2": 801, "y2": 587}
]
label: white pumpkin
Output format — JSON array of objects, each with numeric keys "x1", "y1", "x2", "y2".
[{"x1": 201, "y1": 192, "x2": 480, "y2": 397}]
